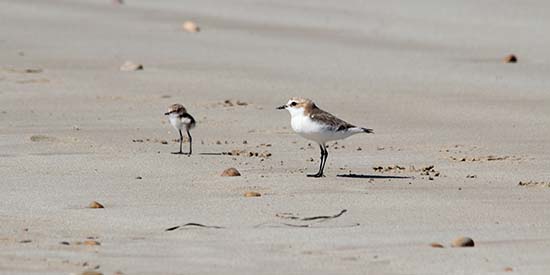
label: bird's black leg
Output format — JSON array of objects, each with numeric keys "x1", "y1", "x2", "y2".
[
  {"x1": 308, "y1": 144, "x2": 325, "y2": 178},
  {"x1": 186, "y1": 129, "x2": 192, "y2": 156},
  {"x1": 319, "y1": 144, "x2": 328, "y2": 176},
  {"x1": 171, "y1": 130, "x2": 184, "y2": 154}
]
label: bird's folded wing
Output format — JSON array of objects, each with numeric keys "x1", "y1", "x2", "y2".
[{"x1": 309, "y1": 109, "x2": 355, "y2": 131}]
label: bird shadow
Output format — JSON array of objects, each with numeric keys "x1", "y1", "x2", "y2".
[
  {"x1": 198, "y1": 152, "x2": 226, "y2": 156},
  {"x1": 337, "y1": 174, "x2": 413, "y2": 179}
]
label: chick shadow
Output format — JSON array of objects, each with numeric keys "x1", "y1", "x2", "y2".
[{"x1": 337, "y1": 173, "x2": 413, "y2": 179}]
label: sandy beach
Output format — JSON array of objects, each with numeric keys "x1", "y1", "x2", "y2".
[{"x1": 1, "y1": 0, "x2": 550, "y2": 274}]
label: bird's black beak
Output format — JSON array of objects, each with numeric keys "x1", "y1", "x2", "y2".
[
  {"x1": 276, "y1": 105, "x2": 286, "y2": 110},
  {"x1": 164, "y1": 112, "x2": 170, "y2": 115}
]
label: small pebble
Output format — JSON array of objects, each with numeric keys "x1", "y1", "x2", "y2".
[
  {"x1": 244, "y1": 191, "x2": 261, "y2": 197},
  {"x1": 182, "y1": 21, "x2": 200, "y2": 32},
  {"x1": 136, "y1": 176, "x2": 142, "y2": 180},
  {"x1": 451, "y1": 236, "x2": 475, "y2": 247},
  {"x1": 88, "y1": 201, "x2": 104, "y2": 209},
  {"x1": 30, "y1": 135, "x2": 55, "y2": 142},
  {"x1": 83, "y1": 240, "x2": 101, "y2": 246},
  {"x1": 19, "y1": 240, "x2": 32, "y2": 243},
  {"x1": 24, "y1": 68, "x2": 43, "y2": 73},
  {"x1": 60, "y1": 241, "x2": 70, "y2": 245},
  {"x1": 503, "y1": 54, "x2": 517, "y2": 63},
  {"x1": 504, "y1": 267, "x2": 513, "y2": 272},
  {"x1": 120, "y1": 61, "x2": 143, "y2": 71},
  {"x1": 221, "y1": 168, "x2": 241, "y2": 177},
  {"x1": 430, "y1": 242, "x2": 444, "y2": 248}
]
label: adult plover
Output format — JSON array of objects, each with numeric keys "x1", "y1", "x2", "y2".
[
  {"x1": 164, "y1": 104, "x2": 196, "y2": 155},
  {"x1": 277, "y1": 97, "x2": 373, "y2": 177}
]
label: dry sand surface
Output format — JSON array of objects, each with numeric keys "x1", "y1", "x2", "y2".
[{"x1": 1, "y1": 0, "x2": 550, "y2": 274}]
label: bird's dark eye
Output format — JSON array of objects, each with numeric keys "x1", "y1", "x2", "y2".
[{"x1": 290, "y1": 102, "x2": 297, "y2": 106}]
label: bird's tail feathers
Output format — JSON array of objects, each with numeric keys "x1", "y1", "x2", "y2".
[
  {"x1": 349, "y1": 127, "x2": 374, "y2": 134},
  {"x1": 361, "y1": 127, "x2": 374, "y2": 134}
]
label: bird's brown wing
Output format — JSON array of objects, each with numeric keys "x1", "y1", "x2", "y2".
[{"x1": 309, "y1": 107, "x2": 355, "y2": 131}]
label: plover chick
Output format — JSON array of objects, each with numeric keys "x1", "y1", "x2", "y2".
[
  {"x1": 277, "y1": 97, "x2": 373, "y2": 177},
  {"x1": 164, "y1": 104, "x2": 196, "y2": 156}
]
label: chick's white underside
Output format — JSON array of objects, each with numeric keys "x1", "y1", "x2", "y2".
[{"x1": 169, "y1": 114, "x2": 194, "y2": 131}]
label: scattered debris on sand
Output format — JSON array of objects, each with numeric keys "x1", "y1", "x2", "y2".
[
  {"x1": 2, "y1": 67, "x2": 43, "y2": 74},
  {"x1": 518, "y1": 181, "x2": 550, "y2": 188},
  {"x1": 372, "y1": 165, "x2": 440, "y2": 178},
  {"x1": 372, "y1": 165, "x2": 406, "y2": 172},
  {"x1": 220, "y1": 99, "x2": 248, "y2": 107},
  {"x1": 132, "y1": 138, "x2": 171, "y2": 144},
  {"x1": 24, "y1": 68, "x2": 43, "y2": 73},
  {"x1": 449, "y1": 155, "x2": 522, "y2": 162},
  {"x1": 223, "y1": 149, "x2": 271, "y2": 158}
]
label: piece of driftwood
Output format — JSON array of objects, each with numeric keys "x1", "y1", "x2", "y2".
[
  {"x1": 165, "y1": 223, "x2": 224, "y2": 231},
  {"x1": 256, "y1": 209, "x2": 351, "y2": 228}
]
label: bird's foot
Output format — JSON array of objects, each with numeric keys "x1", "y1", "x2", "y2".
[
  {"x1": 307, "y1": 173, "x2": 324, "y2": 178},
  {"x1": 171, "y1": 151, "x2": 185, "y2": 155}
]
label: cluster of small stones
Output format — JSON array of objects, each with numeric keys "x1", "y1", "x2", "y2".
[
  {"x1": 518, "y1": 181, "x2": 550, "y2": 187},
  {"x1": 132, "y1": 138, "x2": 169, "y2": 144},
  {"x1": 449, "y1": 155, "x2": 521, "y2": 162},
  {"x1": 223, "y1": 149, "x2": 272, "y2": 158},
  {"x1": 372, "y1": 165, "x2": 406, "y2": 172},
  {"x1": 222, "y1": 99, "x2": 248, "y2": 107},
  {"x1": 372, "y1": 165, "x2": 440, "y2": 180}
]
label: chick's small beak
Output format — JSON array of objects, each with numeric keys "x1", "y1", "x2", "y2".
[
  {"x1": 164, "y1": 112, "x2": 170, "y2": 115},
  {"x1": 276, "y1": 105, "x2": 287, "y2": 110}
]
